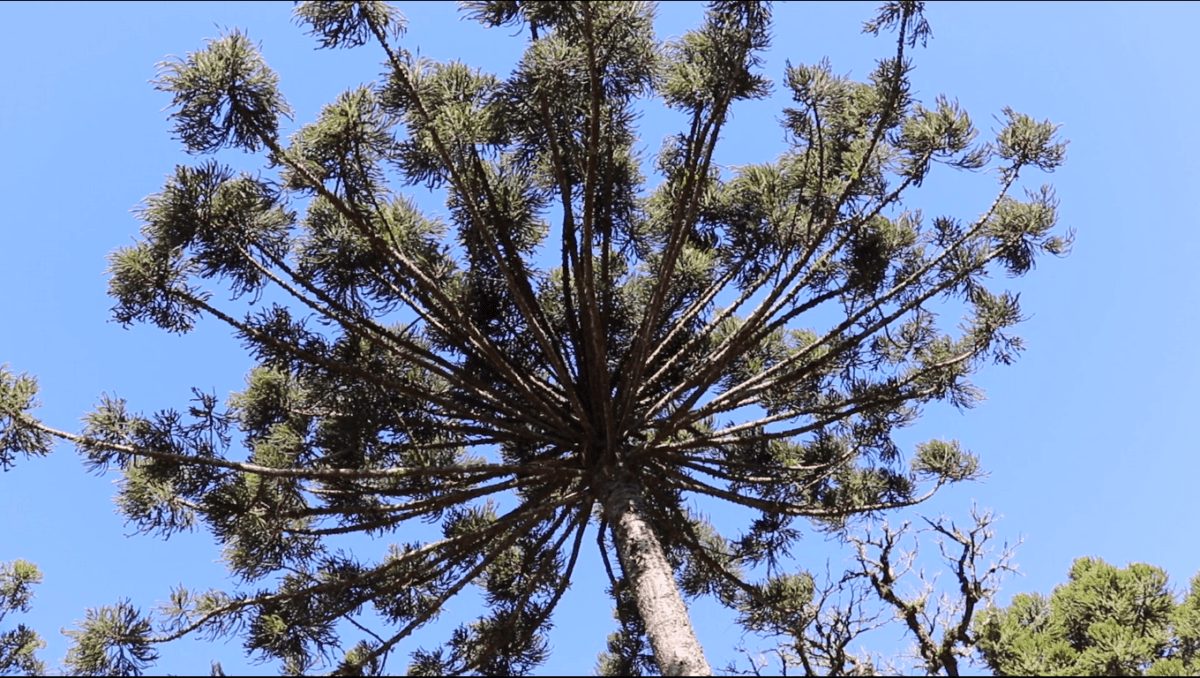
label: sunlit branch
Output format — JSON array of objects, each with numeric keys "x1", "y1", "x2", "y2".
[
  {"x1": 174, "y1": 289, "x2": 577, "y2": 445},
  {"x1": 653, "y1": 382, "x2": 939, "y2": 455},
  {"x1": 689, "y1": 347, "x2": 972, "y2": 446},
  {"x1": 640, "y1": 117, "x2": 936, "y2": 436},
  {"x1": 241, "y1": 106, "x2": 578, "y2": 438},
  {"x1": 454, "y1": 502, "x2": 583, "y2": 675},
  {"x1": 362, "y1": 14, "x2": 594, "y2": 435},
  {"x1": 347, "y1": 250, "x2": 574, "y2": 418},
  {"x1": 661, "y1": 450, "x2": 846, "y2": 478},
  {"x1": 658, "y1": 463, "x2": 941, "y2": 520},
  {"x1": 755, "y1": 154, "x2": 936, "y2": 338},
  {"x1": 144, "y1": 500, "x2": 555, "y2": 647},
  {"x1": 225, "y1": 235, "x2": 570, "y2": 433},
  {"x1": 662, "y1": 454, "x2": 845, "y2": 489},
  {"x1": 649, "y1": 159, "x2": 945, "y2": 443},
  {"x1": 617, "y1": 2, "x2": 765, "y2": 438},
  {"x1": 281, "y1": 477, "x2": 564, "y2": 537},
  {"x1": 247, "y1": 222, "x2": 557, "y2": 402},
  {"x1": 518, "y1": 20, "x2": 588, "y2": 393},
  {"x1": 683, "y1": 172, "x2": 1021, "y2": 430},
  {"x1": 647, "y1": 10, "x2": 926, "y2": 430},
  {"x1": 574, "y1": 4, "x2": 619, "y2": 450},
  {"x1": 652, "y1": 448, "x2": 860, "y2": 508},
  {"x1": 641, "y1": 279, "x2": 848, "y2": 433},
  {"x1": 151, "y1": 488, "x2": 579, "y2": 663},
  {"x1": 328, "y1": 490, "x2": 588, "y2": 675},
  {"x1": 640, "y1": 266, "x2": 739, "y2": 376},
  {"x1": 22, "y1": 415, "x2": 588, "y2": 488},
  {"x1": 615, "y1": 96, "x2": 728, "y2": 441}
]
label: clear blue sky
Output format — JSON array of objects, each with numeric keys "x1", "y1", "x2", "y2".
[{"x1": 2, "y1": 1, "x2": 1198, "y2": 675}]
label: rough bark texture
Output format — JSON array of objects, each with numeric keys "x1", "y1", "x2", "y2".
[{"x1": 602, "y1": 479, "x2": 712, "y2": 676}]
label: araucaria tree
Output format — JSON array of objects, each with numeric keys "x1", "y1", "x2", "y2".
[
  {"x1": 974, "y1": 558, "x2": 1200, "y2": 676},
  {"x1": 0, "y1": 1, "x2": 1069, "y2": 675}
]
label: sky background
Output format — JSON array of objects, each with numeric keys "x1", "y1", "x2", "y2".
[{"x1": 2, "y1": 1, "x2": 1198, "y2": 675}]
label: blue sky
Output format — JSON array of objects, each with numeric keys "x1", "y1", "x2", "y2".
[{"x1": 2, "y1": 1, "x2": 1198, "y2": 675}]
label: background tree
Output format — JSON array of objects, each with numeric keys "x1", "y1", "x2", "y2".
[
  {"x1": 0, "y1": 1, "x2": 1069, "y2": 675},
  {"x1": 724, "y1": 505, "x2": 1020, "y2": 677},
  {"x1": 974, "y1": 558, "x2": 1200, "y2": 677},
  {"x1": 0, "y1": 560, "x2": 47, "y2": 677}
]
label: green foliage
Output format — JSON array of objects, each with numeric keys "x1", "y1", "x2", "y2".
[
  {"x1": 0, "y1": 366, "x2": 52, "y2": 472},
  {"x1": 974, "y1": 558, "x2": 1200, "y2": 676},
  {"x1": 3, "y1": 0, "x2": 1072, "y2": 674},
  {"x1": 153, "y1": 29, "x2": 293, "y2": 154},
  {"x1": 0, "y1": 560, "x2": 46, "y2": 676},
  {"x1": 62, "y1": 600, "x2": 159, "y2": 677}
]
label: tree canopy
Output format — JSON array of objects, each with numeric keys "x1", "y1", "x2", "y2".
[
  {"x1": 974, "y1": 557, "x2": 1200, "y2": 676},
  {"x1": 0, "y1": 1, "x2": 1070, "y2": 675}
]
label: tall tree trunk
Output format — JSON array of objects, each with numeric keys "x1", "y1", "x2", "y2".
[{"x1": 602, "y1": 480, "x2": 712, "y2": 676}]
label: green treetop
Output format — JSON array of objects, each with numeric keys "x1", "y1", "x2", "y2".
[
  {"x1": 0, "y1": 1, "x2": 1069, "y2": 675},
  {"x1": 975, "y1": 557, "x2": 1200, "y2": 677}
]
